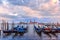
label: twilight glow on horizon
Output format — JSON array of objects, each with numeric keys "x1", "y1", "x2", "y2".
[{"x1": 0, "y1": 0, "x2": 60, "y2": 23}]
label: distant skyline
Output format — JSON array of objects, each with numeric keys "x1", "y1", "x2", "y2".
[{"x1": 0, "y1": 0, "x2": 60, "y2": 23}]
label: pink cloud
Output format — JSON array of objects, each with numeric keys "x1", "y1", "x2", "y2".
[
  {"x1": 0, "y1": 4, "x2": 42, "y2": 20},
  {"x1": 22, "y1": 6, "x2": 42, "y2": 18},
  {"x1": 0, "y1": 5, "x2": 10, "y2": 14}
]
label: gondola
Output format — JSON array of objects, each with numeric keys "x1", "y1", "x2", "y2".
[
  {"x1": 56, "y1": 27, "x2": 60, "y2": 32},
  {"x1": 51, "y1": 26, "x2": 58, "y2": 33},
  {"x1": 43, "y1": 26, "x2": 51, "y2": 33},
  {"x1": 50, "y1": 26, "x2": 58, "y2": 37},
  {"x1": 34, "y1": 25, "x2": 43, "y2": 36},
  {"x1": 13, "y1": 25, "x2": 28, "y2": 36},
  {"x1": 44, "y1": 26, "x2": 58, "y2": 37},
  {"x1": 43, "y1": 26, "x2": 51, "y2": 37},
  {"x1": 51, "y1": 26, "x2": 60, "y2": 33}
]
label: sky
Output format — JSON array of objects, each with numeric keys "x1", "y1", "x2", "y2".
[{"x1": 0, "y1": 0, "x2": 60, "y2": 23}]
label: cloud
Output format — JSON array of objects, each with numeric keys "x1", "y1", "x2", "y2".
[
  {"x1": 0, "y1": 0, "x2": 60, "y2": 23},
  {"x1": 0, "y1": 2, "x2": 42, "y2": 21},
  {"x1": 0, "y1": 5, "x2": 10, "y2": 14},
  {"x1": 38, "y1": 0, "x2": 60, "y2": 16},
  {"x1": 22, "y1": 6, "x2": 42, "y2": 18}
]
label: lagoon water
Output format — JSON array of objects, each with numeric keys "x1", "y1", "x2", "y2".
[{"x1": 0, "y1": 24, "x2": 60, "y2": 40}]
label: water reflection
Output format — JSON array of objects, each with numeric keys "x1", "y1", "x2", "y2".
[{"x1": 0, "y1": 24, "x2": 60, "y2": 40}]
